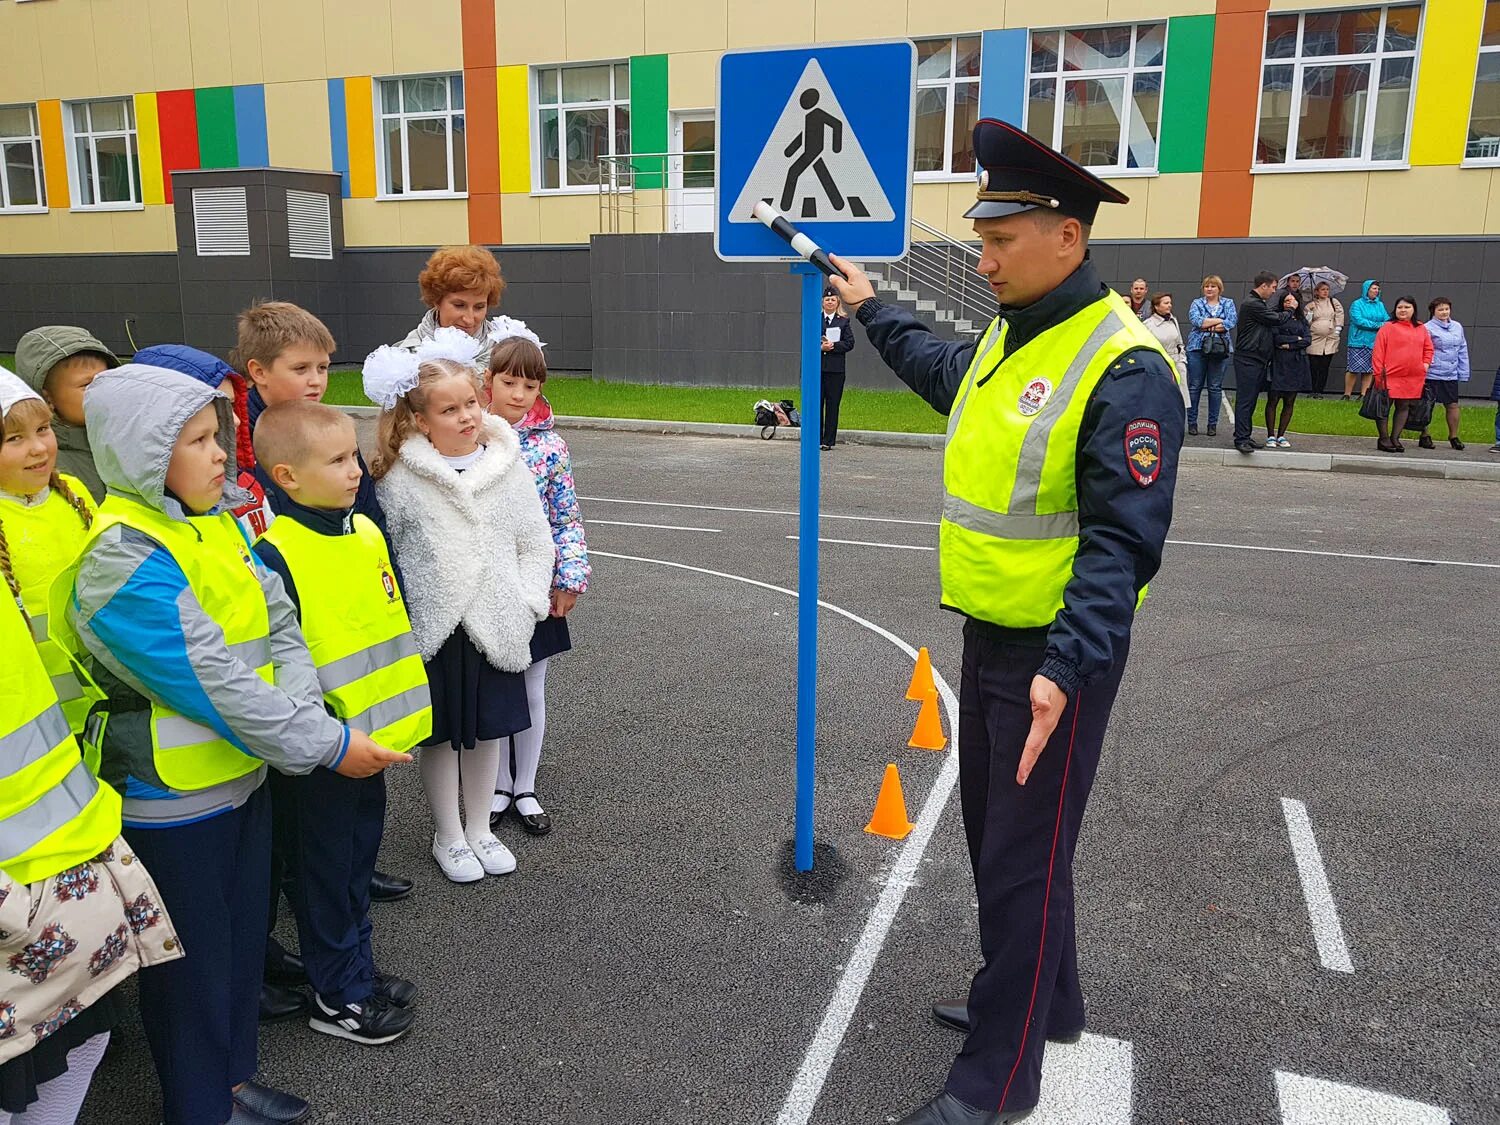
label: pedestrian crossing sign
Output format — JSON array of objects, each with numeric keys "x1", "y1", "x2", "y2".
[{"x1": 716, "y1": 40, "x2": 915, "y2": 262}]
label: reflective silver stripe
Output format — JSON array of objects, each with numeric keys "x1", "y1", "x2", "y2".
[
  {"x1": 1009, "y1": 311, "x2": 1126, "y2": 514},
  {"x1": 155, "y1": 714, "x2": 223, "y2": 750},
  {"x1": 228, "y1": 635, "x2": 272, "y2": 669},
  {"x1": 946, "y1": 318, "x2": 1004, "y2": 444},
  {"x1": 29, "y1": 613, "x2": 48, "y2": 642},
  {"x1": 0, "y1": 704, "x2": 72, "y2": 781},
  {"x1": 317, "y1": 634, "x2": 421, "y2": 693},
  {"x1": 345, "y1": 684, "x2": 430, "y2": 735},
  {"x1": 50, "y1": 673, "x2": 85, "y2": 704},
  {"x1": 942, "y1": 495, "x2": 1080, "y2": 540},
  {"x1": 0, "y1": 758, "x2": 98, "y2": 860}
]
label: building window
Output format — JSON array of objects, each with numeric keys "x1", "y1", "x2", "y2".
[
  {"x1": 0, "y1": 104, "x2": 45, "y2": 210},
  {"x1": 1026, "y1": 23, "x2": 1165, "y2": 174},
  {"x1": 1255, "y1": 4, "x2": 1421, "y2": 168},
  {"x1": 66, "y1": 97, "x2": 139, "y2": 208},
  {"x1": 1466, "y1": 1, "x2": 1500, "y2": 161},
  {"x1": 915, "y1": 36, "x2": 981, "y2": 177},
  {"x1": 535, "y1": 62, "x2": 630, "y2": 191},
  {"x1": 376, "y1": 75, "x2": 466, "y2": 196}
]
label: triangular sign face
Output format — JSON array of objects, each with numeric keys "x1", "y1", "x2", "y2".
[{"x1": 728, "y1": 58, "x2": 894, "y2": 224}]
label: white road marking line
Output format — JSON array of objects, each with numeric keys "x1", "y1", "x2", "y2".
[
  {"x1": 1275, "y1": 1071, "x2": 1451, "y2": 1123},
  {"x1": 579, "y1": 494, "x2": 938, "y2": 527},
  {"x1": 1280, "y1": 798, "x2": 1354, "y2": 974},
  {"x1": 785, "y1": 535, "x2": 935, "y2": 552},
  {"x1": 590, "y1": 519, "x2": 722, "y2": 534},
  {"x1": 1168, "y1": 539, "x2": 1500, "y2": 571},
  {"x1": 1029, "y1": 1034, "x2": 1134, "y2": 1125},
  {"x1": 587, "y1": 550, "x2": 961, "y2": 1125}
]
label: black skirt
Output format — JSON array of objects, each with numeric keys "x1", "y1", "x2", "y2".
[
  {"x1": 530, "y1": 613, "x2": 573, "y2": 664},
  {"x1": 423, "y1": 627, "x2": 531, "y2": 750},
  {"x1": 1427, "y1": 378, "x2": 1460, "y2": 405},
  {"x1": 0, "y1": 987, "x2": 121, "y2": 1113}
]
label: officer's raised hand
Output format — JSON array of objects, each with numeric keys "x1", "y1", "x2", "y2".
[
  {"x1": 335, "y1": 728, "x2": 413, "y2": 778},
  {"x1": 1017, "y1": 676, "x2": 1067, "y2": 785}
]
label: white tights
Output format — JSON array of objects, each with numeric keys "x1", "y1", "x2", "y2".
[
  {"x1": 495, "y1": 659, "x2": 549, "y2": 817},
  {"x1": 419, "y1": 739, "x2": 502, "y2": 847},
  {"x1": 0, "y1": 1031, "x2": 109, "y2": 1125}
]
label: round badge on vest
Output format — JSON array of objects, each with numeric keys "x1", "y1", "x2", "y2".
[{"x1": 1017, "y1": 377, "x2": 1053, "y2": 417}]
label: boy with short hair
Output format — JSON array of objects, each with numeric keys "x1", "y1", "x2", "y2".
[
  {"x1": 58, "y1": 364, "x2": 410, "y2": 1125},
  {"x1": 250, "y1": 400, "x2": 429, "y2": 1045},
  {"x1": 13, "y1": 326, "x2": 120, "y2": 500}
]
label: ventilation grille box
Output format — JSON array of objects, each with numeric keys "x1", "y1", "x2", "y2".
[
  {"x1": 192, "y1": 187, "x2": 250, "y2": 257},
  {"x1": 287, "y1": 190, "x2": 333, "y2": 260}
]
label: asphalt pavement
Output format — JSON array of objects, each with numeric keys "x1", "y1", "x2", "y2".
[{"x1": 78, "y1": 432, "x2": 1498, "y2": 1125}]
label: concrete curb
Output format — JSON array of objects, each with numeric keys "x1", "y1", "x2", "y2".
[{"x1": 340, "y1": 406, "x2": 1500, "y2": 482}]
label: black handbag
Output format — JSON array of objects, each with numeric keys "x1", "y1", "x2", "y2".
[
  {"x1": 1402, "y1": 385, "x2": 1436, "y2": 433},
  {"x1": 1200, "y1": 331, "x2": 1229, "y2": 357},
  {"x1": 1358, "y1": 378, "x2": 1389, "y2": 422}
]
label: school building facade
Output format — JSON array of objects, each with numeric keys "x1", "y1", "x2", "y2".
[{"x1": 1, "y1": 0, "x2": 1498, "y2": 392}]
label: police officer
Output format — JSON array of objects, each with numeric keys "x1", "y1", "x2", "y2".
[{"x1": 827, "y1": 120, "x2": 1184, "y2": 1125}]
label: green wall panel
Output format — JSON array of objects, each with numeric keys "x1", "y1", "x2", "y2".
[
  {"x1": 629, "y1": 54, "x2": 669, "y2": 189},
  {"x1": 195, "y1": 86, "x2": 239, "y2": 169},
  {"x1": 1158, "y1": 15, "x2": 1215, "y2": 175}
]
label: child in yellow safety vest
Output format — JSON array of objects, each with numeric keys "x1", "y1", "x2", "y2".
[{"x1": 250, "y1": 400, "x2": 431, "y2": 1046}]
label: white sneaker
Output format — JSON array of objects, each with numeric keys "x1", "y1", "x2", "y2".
[
  {"x1": 465, "y1": 833, "x2": 517, "y2": 876},
  {"x1": 1279, "y1": 436, "x2": 1292, "y2": 448},
  {"x1": 432, "y1": 836, "x2": 484, "y2": 883}
]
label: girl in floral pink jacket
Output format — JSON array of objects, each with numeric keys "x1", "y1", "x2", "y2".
[{"x1": 482, "y1": 329, "x2": 590, "y2": 838}]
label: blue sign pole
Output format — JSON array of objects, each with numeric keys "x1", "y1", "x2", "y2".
[{"x1": 793, "y1": 260, "x2": 821, "y2": 873}]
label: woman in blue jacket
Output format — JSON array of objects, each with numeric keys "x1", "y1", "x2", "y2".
[
  {"x1": 1422, "y1": 298, "x2": 1469, "y2": 450},
  {"x1": 1345, "y1": 279, "x2": 1389, "y2": 399}
]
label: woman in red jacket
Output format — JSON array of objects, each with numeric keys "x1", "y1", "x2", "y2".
[{"x1": 1371, "y1": 296, "x2": 1433, "y2": 453}]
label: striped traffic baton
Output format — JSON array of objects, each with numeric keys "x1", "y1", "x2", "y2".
[{"x1": 751, "y1": 200, "x2": 839, "y2": 280}]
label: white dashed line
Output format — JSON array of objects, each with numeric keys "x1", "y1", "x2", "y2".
[
  {"x1": 1280, "y1": 798, "x2": 1354, "y2": 974},
  {"x1": 590, "y1": 519, "x2": 722, "y2": 533},
  {"x1": 1275, "y1": 1071, "x2": 1451, "y2": 1123},
  {"x1": 1167, "y1": 539, "x2": 1500, "y2": 571},
  {"x1": 785, "y1": 535, "x2": 935, "y2": 552}
]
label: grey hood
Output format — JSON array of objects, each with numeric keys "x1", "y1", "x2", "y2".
[{"x1": 84, "y1": 364, "x2": 251, "y2": 519}]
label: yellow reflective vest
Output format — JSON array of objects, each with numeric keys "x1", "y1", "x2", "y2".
[
  {"x1": 257, "y1": 514, "x2": 431, "y2": 753},
  {"x1": 940, "y1": 292, "x2": 1176, "y2": 628},
  {"x1": 0, "y1": 590, "x2": 121, "y2": 884},
  {"x1": 53, "y1": 496, "x2": 271, "y2": 793}
]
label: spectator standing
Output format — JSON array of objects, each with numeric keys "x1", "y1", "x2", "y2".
[
  {"x1": 1143, "y1": 293, "x2": 1189, "y2": 407},
  {"x1": 1422, "y1": 298, "x2": 1469, "y2": 450},
  {"x1": 1490, "y1": 365, "x2": 1500, "y2": 454},
  {"x1": 1276, "y1": 271, "x2": 1304, "y2": 311},
  {"x1": 1265, "y1": 292, "x2": 1311, "y2": 447},
  {"x1": 1303, "y1": 281, "x2": 1345, "y2": 397},
  {"x1": 1231, "y1": 272, "x2": 1288, "y2": 453},
  {"x1": 1187, "y1": 276, "x2": 1236, "y2": 436},
  {"x1": 1123, "y1": 277, "x2": 1150, "y2": 319},
  {"x1": 1346, "y1": 279, "x2": 1390, "y2": 399},
  {"x1": 1371, "y1": 296, "x2": 1433, "y2": 453},
  {"x1": 819, "y1": 287, "x2": 855, "y2": 450}
]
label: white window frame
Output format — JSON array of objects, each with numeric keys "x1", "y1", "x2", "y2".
[
  {"x1": 532, "y1": 61, "x2": 631, "y2": 196},
  {"x1": 0, "y1": 103, "x2": 46, "y2": 213},
  {"x1": 1251, "y1": 4, "x2": 1423, "y2": 174},
  {"x1": 1024, "y1": 22, "x2": 1167, "y2": 178},
  {"x1": 374, "y1": 73, "x2": 467, "y2": 200},
  {"x1": 64, "y1": 97, "x2": 141, "y2": 211},
  {"x1": 914, "y1": 35, "x2": 983, "y2": 182},
  {"x1": 1463, "y1": 1, "x2": 1500, "y2": 166}
]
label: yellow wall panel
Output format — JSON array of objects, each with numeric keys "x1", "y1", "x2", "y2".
[
  {"x1": 396, "y1": 198, "x2": 470, "y2": 245},
  {"x1": 537, "y1": 192, "x2": 600, "y2": 244},
  {"x1": 52, "y1": 210, "x2": 119, "y2": 254},
  {"x1": 111, "y1": 205, "x2": 177, "y2": 253},
  {"x1": 91, "y1": 0, "x2": 158, "y2": 97},
  {"x1": 727, "y1": 0, "x2": 814, "y2": 49},
  {"x1": 344, "y1": 77, "x2": 378, "y2": 199},
  {"x1": 1106, "y1": 0, "x2": 1214, "y2": 19},
  {"x1": 816, "y1": 0, "x2": 907, "y2": 41},
  {"x1": 257, "y1": 0, "x2": 327, "y2": 84},
  {"x1": 1409, "y1": 0, "x2": 1485, "y2": 167},
  {"x1": 1092, "y1": 177, "x2": 1147, "y2": 239},
  {"x1": 498, "y1": 66, "x2": 533, "y2": 194},
  {"x1": 495, "y1": 0, "x2": 566, "y2": 67},
  {"x1": 324, "y1": 0, "x2": 395, "y2": 78},
  {"x1": 668, "y1": 51, "x2": 716, "y2": 109},
  {"x1": 186, "y1": 0, "x2": 234, "y2": 88},
  {"x1": 911, "y1": 182, "x2": 955, "y2": 231},
  {"x1": 1251, "y1": 172, "x2": 1370, "y2": 237},
  {"x1": 567, "y1": 0, "x2": 645, "y2": 60},
  {"x1": 906, "y1": 1, "x2": 997, "y2": 37},
  {"x1": 0, "y1": 2, "x2": 46, "y2": 102},
  {"x1": 134, "y1": 94, "x2": 166, "y2": 207},
  {"x1": 501, "y1": 193, "x2": 543, "y2": 245},
  {"x1": 1003, "y1": 0, "x2": 1110, "y2": 28},
  {"x1": 0, "y1": 211, "x2": 60, "y2": 255},
  {"x1": 644, "y1": 0, "x2": 727, "y2": 55},
  {"x1": 1268, "y1": 0, "x2": 1374, "y2": 8},
  {"x1": 1364, "y1": 167, "x2": 1490, "y2": 235},
  {"x1": 227, "y1": 0, "x2": 267, "y2": 86},
  {"x1": 342, "y1": 198, "x2": 404, "y2": 246},
  {"x1": 36, "y1": 100, "x2": 70, "y2": 212},
  {"x1": 146, "y1": 0, "x2": 196, "y2": 91},
  {"x1": 265, "y1": 80, "x2": 334, "y2": 170},
  {"x1": 1143, "y1": 173, "x2": 1202, "y2": 239},
  {"x1": 1483, "y1": 172, "x2": 1500, "y2": 234},
  {"x1": 35, "y1": 0, "x2": 102, "y2": 100},
  {"x1": 392, "y1": 0, "x2": 464, "y2": 74}
]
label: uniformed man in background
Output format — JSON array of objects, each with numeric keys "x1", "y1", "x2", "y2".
[{"x1": 827, "y1": 119, "x2": 1185, "y2": 1125}]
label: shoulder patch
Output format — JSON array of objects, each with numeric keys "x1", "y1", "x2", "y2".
[{"x1": 1124, "y1": 419, "x2": 1162, "y2": 488}]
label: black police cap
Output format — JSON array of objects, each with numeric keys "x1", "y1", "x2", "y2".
[{"x1": 963, "y1": 118, "x2": 1130, "y2": 225}]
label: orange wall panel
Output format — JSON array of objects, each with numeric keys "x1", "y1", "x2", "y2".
[
  {"x1": 463, "y1": 0, "x2": 501, "y2": 244},
  {"x1": 1197, "y1": 1, "x2": 1267, "y2": 238}
]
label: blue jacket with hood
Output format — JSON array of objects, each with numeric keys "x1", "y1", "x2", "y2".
[{"x1": 1348, "y1": 281, "x2": 1390, "y2": 350}]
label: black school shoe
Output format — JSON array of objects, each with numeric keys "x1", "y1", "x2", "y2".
[
  {"x1": 233, "y1": 1081, "x2": 311, "y2": 1124},
  {"x1": 513, "y1": 791, "x2": 553, "y2": 836},
  {"x1": 258, "y1": 982, "x2": 309, "y2": 1023},
  {"x1": 374, "y1": 972, "x2": 418, "y2": 1009},
  {"x1": 369, "y1": 870, "x2": 414, "y2": 902},
  {"x1": 309, "y1": 993, "x2": 414, "y2": 1045}
]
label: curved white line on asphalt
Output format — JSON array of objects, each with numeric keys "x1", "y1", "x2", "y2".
[{"x1": 590, "y1": 550, "x2": 960, "y2": 1125}]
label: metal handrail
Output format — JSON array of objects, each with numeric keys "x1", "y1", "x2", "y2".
[{"x1": 597, "y1": 151, "x2": 715, "y2": 234}]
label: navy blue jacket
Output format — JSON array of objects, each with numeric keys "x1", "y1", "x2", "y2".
[
  {"x1": 821, "y1": 313, "x2": 855, "y2": 375},
  {"x1": 855, "y1": 260, "x2": 1184, "y2": 696}
]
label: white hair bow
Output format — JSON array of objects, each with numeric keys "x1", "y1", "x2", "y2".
[
  {"x1": 363, "y1": 327, "x2": 486, "y2": 411},
  {"x1": 417, "y1": 325, "x2": 488, "y2": 366},
  {"x1": 0, "y1": 365, "x2": 42, "y2": 419},
  {"x1": 486, "y1": 316, "x2": 546, "y2": 351}
]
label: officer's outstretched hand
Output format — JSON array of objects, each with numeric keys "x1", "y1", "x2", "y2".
[
  {"x1": 335, "y1": 729, "x2": 414, "y2": 778},
  {"x1": 826, "y1": 254, "x2": 876, "y2": 311},
  {"x1": 1017, "y1": 676, "x2": 1068, "y2": 786}
]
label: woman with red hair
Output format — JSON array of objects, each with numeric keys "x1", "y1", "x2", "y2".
[{"x1": 398, "y1": 245, "x2": 517, "y2": 365}]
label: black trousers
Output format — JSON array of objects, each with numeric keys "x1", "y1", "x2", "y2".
[
  {"x1": 1232, "y1": 355, "x2": 1270, "y2": 443},
  {"x1": 945, "y1": 623, "x2": 1129, "y2": 1114},
  {"x1": 820, "y1": 370, "x2": 846, "y2": 446},
  {"x1": 1309, "y1": 352, "x2": 1334, "y2": 396},
  {"x1": 126, "y1": 782, "x2": 271, "y2": 1125},
  {"x1": 272, "y1": 767, "x2": 386, "y2": 1007}
]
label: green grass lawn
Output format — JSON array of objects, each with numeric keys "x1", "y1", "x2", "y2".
[{"x1": 1234, "y1": 395, "x2": 1498, "y2": 443}]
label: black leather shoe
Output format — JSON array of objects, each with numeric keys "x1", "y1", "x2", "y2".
[
  {"x1": 369, "y1": 870, "x2": 414, "y2": 903},
  {"x1": 258, "y1": 982, "x2": 309, "y2": 1023},
  {"x1": 896, "y1": 1092, "x2": 1032, "y2": 1124},
  {"x1": 1206, "y1": 425, "x2": 1217, "y2": 436},
  {"x1": 1187, "y1": 424, "x2": 1199, "y2": 436},
  {"x1": 513, "y1": 791, "x2": 552, "y2": 836},
  {"x1": 374, "y1": 971, "x2": 418, "y2": 1009},
  {"x1": 233, "y1": 1081, "x2": 311, "y2": 1124},
  {"x1": 1235, "y1": 441, "x2": 1256, "y2": 454},
  {"x1": 489, "y1": 789, "x2": 513, "y2": 833},
  {"x1": 932, "y1": 999, "x2": 1083, "y2": 1043},
  {"x1": 1418, "y1": 433, "x2": 1436, "y2": 449},
  {"x1": 229, "y1": 1105, "x2": 281, "y2": 1125},
  {"x1": 264, "y1": 945, "x2": 308, "y2": 988}
]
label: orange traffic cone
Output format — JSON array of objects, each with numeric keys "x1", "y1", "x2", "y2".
[
  {"x1": 864, "y1": 764, "x2": 915, "y2": 840},
  {"x1": 905, "y1": 647, "x2": 935, "y2": 701},
  {"x1": 908, "y1": 687, "x2": 947, "y2": 751}
]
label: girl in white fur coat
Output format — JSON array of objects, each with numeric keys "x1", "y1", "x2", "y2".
[{"x1": 367, "y1": 346, "x2": 553, "y2": 884}]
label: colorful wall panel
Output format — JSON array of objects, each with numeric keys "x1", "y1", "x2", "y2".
[
  {"x1": 1197, "y1": 0, "x2": 1268, "y2": 239},
  {"x1": 233, "y1": 85, "x2": 270, "y2": 168},
  {"x1": 1410, "y1": 0, "x2": 1485, "y2": 167},
  {"x1": 629, "y1": 54, "x2": 669, "y2": 190},
  {"x1": 327, "y1": 77, "x2": 377, "y2": 200},
  {"x1": 156, "y1": 89, "x2": 201, "y2": 204},
  {"x1": 978, "y1": 29, "x2": 1026, "y2": 127},
  {"x1": 497, "y1": 65, "x2": 532, "y2": 195},
  {"x1": 1158, "y1": 16, "x2": 1214, "y2": 175},
  {"x1": 327, "y1": 78, "x2": 351, "y2": 198},
  {"x1": 134, "y1": 93, "x2": 166, "y2": 206},
  {"x1": 36, "y1": 99, "x2": 69, "y2": 211},
  {"x1": 195, "y1": 87, "x2": 238, "y2": 169},
  {"x1": 463, "y1": 0, "x2": 502, "y2": 245}
]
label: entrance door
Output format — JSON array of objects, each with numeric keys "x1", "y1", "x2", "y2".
[{"x1": 669, "y1": 111, "x2": 715, "y2": 233}]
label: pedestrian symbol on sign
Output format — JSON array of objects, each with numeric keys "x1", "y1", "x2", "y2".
[{"x1": 728, "y1": 59, "x2": 894, "y2": 225}]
